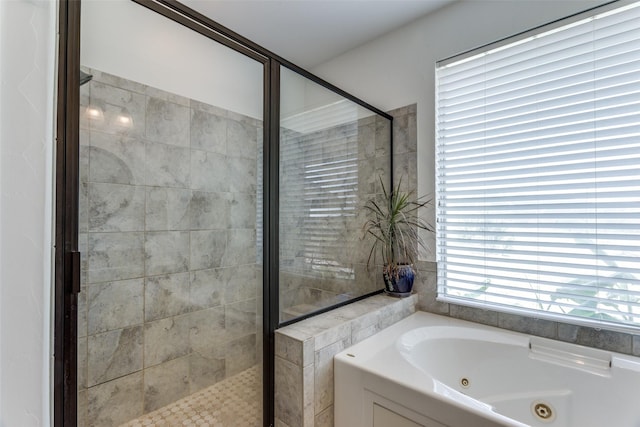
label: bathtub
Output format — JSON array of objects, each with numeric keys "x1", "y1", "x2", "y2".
[{"x1": 334, "y1": 312, "x2": 640, "y2": 427}]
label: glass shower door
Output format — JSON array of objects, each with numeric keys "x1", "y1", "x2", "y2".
[
  {"x1": 77, "y1": 1, "x2": 264, "y2": 425},
  {"x1": 278, "y1": 66, "x2": 392, "y2": 322}
]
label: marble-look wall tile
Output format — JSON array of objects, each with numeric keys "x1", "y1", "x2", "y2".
[
  {"x1": 189, "y1": 353, "x2": 225, "y2": 393},
  {"x1": 190, "y1": 99, "x2": 228, "y2": 116},
  {"x1": 87, "y1": 372, "x2": 143, "y2": 427},
  {"x1": 88, "y1": 183, "x2": 145, "y2": 232},
  {"x1": 350, "y1": 311, "x2": 381, "y2": 344},
  {"x1": 357, "y1": 121, "x2": 375, "y2": 160},
  {"x1": 79, "y1": 181, "x2": 89, "y2": 234},
  {"x1": 145, "y1": 187, "x2": 190, "y2": 231},
  {"x1": 78, "y1": 337, "x2": 88, "y2": 390},
  {"x1": 87, "y1": 279, "x2": 144, "y2": 334},
  {"x1": 357, "y1": 158, "x2": 384, "y2": 196},
  {"x1": 80, "y1": 126, "x2": 90, "y2": 152},
  {"x1": 374, "y1": 116, "x2": 391, "y2": 158},
  {"x1": 303, "y1": 364, "x2": 315, "y2": 427},
  {"x1": 315, "y1": 405, "x2": 334, "y2": 427},
  {"x1": 227, "y1": 119, "x2": 258, "y2": 160},
  {"x1": 80, "y1": 80, "x2": 90, "y2": 130},
  {"x1": 189, "y1": 268, "x2": 224, "y2": 310},
  {"x1": 189, "y1": 306, "x2": 226, "y2": 359},
  {"x1": 78, "y1": 281, "x2": 88, "y2": 339},
  {"x1": 191, "y1": 109, "x2": 226, "y2": 154},
  {"x1": 190, "y1": 230, "x2": 226, "y2": 270},
  {"x1": 145, "y1": 231, "x2": 189, "y2": 276},
  {"x1": 314, "y1": 337, "x2": 349, "y2": 414},
  {"x1": 189, "y1": 191, "x2": 229, "y2": 230},
  {"x1": 228, "y1": 157, "x2": 256, "y2": 194},
  {"x1": 391, "y1": 109, "x2": 417, "y2": 156},
  {"x1": 190, "y1": 150, "x2": 228, "y2": 193},
  {"x1": 79, "y1": 134, "x2": 89, "y2": 229},
  {"x1": 377, "y1": 298, "x2": 416, "y2": 330},
  {"x1": 229, "y1": 193, "x2": 257, "y2": 229},
  {"x1": 78, "y1": 389, "x2": 88, "y2": 427},
  {"x1": 79, "y1": 232, "x2": 89, "y2": 272},
  {"x1": 275, "y1": 356, "x2": 303, "y2": 427},
  {"x1": 145, "y1": 85, "x2": 190, "y2": 107},
  {"x1": 223, "y1": 229, "x2": 256, "y2": 267},
  {"x1": 226, "y1": 334, "x2": 257, "y2": 377},
  {"x1": 89, "y1": 82, "x2": 146, "y2": 139},
  {"x1": 226, "y1": 299, "x2": 257, "y2": 339},
  {"x1": 314, "y1": 322, "x2": 351, "y2": 351},
  {"x1": 275, "y1": 332, "x2": 311, "y2": 368},
  {"x1": 146, "y1": 97, "x2": 190, "y2": 147},
  {"x1": 557, "y1": 323, "x2": 633, "y2": 354},
  {"x1": 145, "y1": 142, "x2": 190, "y2": 188},
  {"x1": 145, "y1": 272, "x2": 191, "y2": 322},
  {"x1": 223, "y1": 266, "x2": 257, "y2": 304},
  {"x1": 227, "y1": 110, "x2": 260, "y2": 128},
  {"x1": 87, "y1": 232, "x2": 144, "y2": 283},
  {"x1": 449, "y1": 304, "x2": 499, "y2": 327},
  {"x1": 275, "y1": 418, "x2": 291, "y2": 427},
  {"x1": 144, "y1": 315, "x2": 191, "y2": 367},
  {"x1": 89, "y1": 132, "x2": 145, "y2": 185},
  {"x1": 392, "y1": 152, "x2": 417, "y2": 195},
  {"x1": 413, "y1": 269, "x2": 449, "y2": 315},
  {"x1": 87, "y1": 326, "x2": 143, "y2": 387},
  {"x1": 498, "y1": 313, "x2": 557, "y2": 339},
  {"x1": 143, "y1": 356, "x2": 190, "y2": 412}
]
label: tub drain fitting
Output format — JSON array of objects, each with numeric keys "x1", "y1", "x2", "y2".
[{"x1": 532, "y1": 402, "x2": 555, "y2": 422}]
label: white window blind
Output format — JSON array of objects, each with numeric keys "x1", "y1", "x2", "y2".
[{"x1": 435, "y1": 2, "x2": 640, "y2": 331}]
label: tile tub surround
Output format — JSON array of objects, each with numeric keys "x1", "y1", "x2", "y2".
[
  {"x1": 412, "y1": 261, "x2": 640, "y2": 357},
  {"x1": 78, "y1": 68, "x2": 262, "y2": 426},
  {"x1": 274, "y1": 294, "x2": 418, "y2": 427}
]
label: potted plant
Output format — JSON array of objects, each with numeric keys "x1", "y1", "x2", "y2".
[{"x1": 362, "y1": 177, "x2": 433, "y2": 297}]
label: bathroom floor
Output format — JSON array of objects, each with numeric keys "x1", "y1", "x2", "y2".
[{"x1": 120, "y1": 365, "x2": 262, "y2": 427}]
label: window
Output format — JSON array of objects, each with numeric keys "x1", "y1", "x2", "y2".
[{"x1": 435, "y1": 2, "x2": 640, "y2": 332}]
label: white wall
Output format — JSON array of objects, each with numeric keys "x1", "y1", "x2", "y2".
[
  {"x1": 81, "y1": 0, "x2": 263, "y2": 119},
  {"x1": 0, "y1": 0, "x2": 56, "y2": 425},
  {"x1": 313, "y1": 0, "x2": 606, "y2": 259}
]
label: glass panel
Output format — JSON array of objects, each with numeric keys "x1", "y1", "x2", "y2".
[
  {"x1": 279, "y1": 66, "x2": 391, "y2": 322},
  {"x1": 78, "y1": 1, "x2": 263, "y2": 425}
]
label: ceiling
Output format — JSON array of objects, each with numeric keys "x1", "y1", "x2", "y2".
[{"x1": 180, "y1": 0, "x2": 455, "y2": 69}]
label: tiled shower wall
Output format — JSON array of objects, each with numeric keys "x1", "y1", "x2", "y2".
[
  {"x1": 77, "y1": 68, "x2": 261, "y2": 426},
  {"x1": 279, "y1": 115, "x2": 391, "y2": 319},
  {"x1": 389, "y1": 104, "x2": 640, "y2": 357}
]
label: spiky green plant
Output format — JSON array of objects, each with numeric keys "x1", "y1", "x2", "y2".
[{"x1": 362, "y1": 177, "x2": 433, "y2": 277}]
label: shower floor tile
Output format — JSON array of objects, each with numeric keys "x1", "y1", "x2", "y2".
[{"x1": 120, "y1": 365, "x2": 261, "y2": 427}]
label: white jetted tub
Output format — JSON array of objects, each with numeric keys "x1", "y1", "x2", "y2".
[{"x1": 334, "y1": 312, "x2": 640, "y2": 427}]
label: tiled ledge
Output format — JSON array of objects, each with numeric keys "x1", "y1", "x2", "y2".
[
  {"x1": 412, "y1": 261, "x2": 640, "y2": 357},
  {"x1": 274, "y1": 294, "x2": 418, "y2": 427}
]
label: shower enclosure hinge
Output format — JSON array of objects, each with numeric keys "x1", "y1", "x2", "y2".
[{"x1": 67, "y1": 251, "x2": 81, "y2": 295}]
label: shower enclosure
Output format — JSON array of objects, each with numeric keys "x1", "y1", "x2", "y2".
[
  {"x1": 279, "y1": 67, "x2": 392, "y2": 322},
  {"x1": 55, "y1": 0, "x2": 392, "y2": 425},
  {"x1": 77, "y1": 1, "x2": 264, "y2": 425}
]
